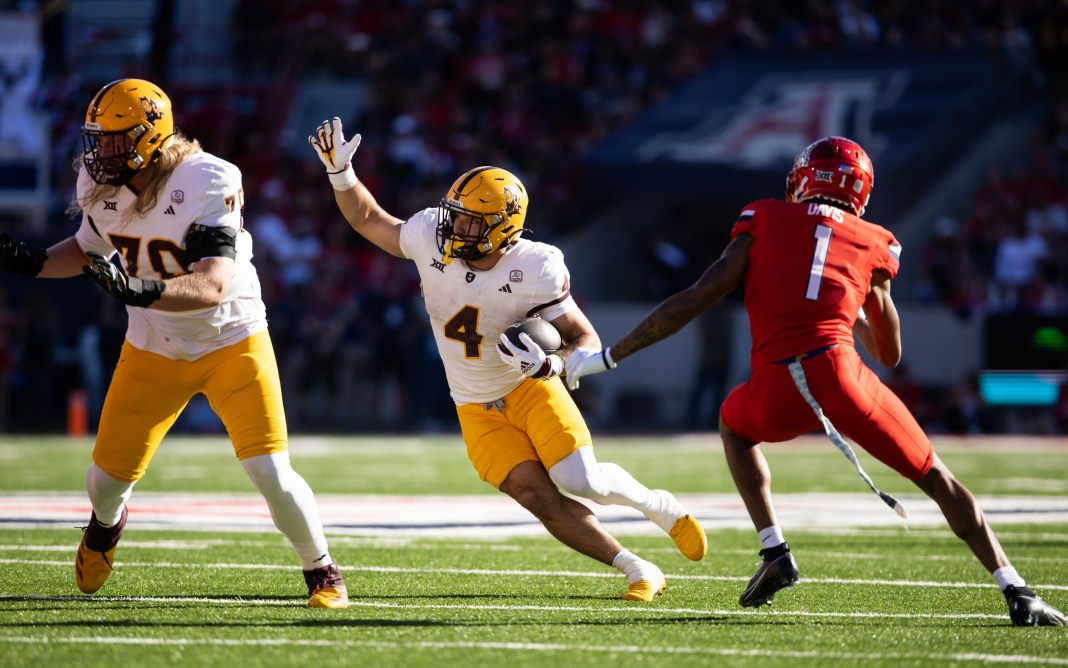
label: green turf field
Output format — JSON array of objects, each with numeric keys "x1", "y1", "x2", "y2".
[{"x1": 1, "y1": 435, "x2": 1066, "y2": 666}]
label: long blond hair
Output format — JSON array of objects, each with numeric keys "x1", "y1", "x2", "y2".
[{"x1": 68, "y1": 134, "x2": 203, "y2": 221}]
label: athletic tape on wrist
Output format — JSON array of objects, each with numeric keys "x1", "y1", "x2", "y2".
[{"x1": 327, "y1": 165, "x2": 358, "y2": 190}]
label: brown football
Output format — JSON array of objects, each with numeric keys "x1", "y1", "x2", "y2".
[{"x1": 501, "y1": 317, "x2": 562, "y2": 354}]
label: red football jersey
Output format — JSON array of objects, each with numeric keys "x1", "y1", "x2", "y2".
[{"x1": 731, "y1": 199, "x2": 901, "y2": 370}]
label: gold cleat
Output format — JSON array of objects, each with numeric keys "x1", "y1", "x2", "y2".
[
  {"x1": 75, "y1": 539, "x2": 117, "y2": 594},
  {"x1": 622, "y1": 579, "x2": 667, "y2": 602},
  {"x1": 669, "y1": 514, "x2": 708, "y2": 561},
  {"x1": 74, "y1": 507, "x2": 126, "y2": 594},
  {"x1": 305, "y1": 563, "x2": 349, "y2": 609}
]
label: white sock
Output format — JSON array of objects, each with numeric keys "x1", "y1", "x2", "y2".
[
  {"x1": 993, "y1": 566, "x2": 1026, "y2": 591},
  {"x1": 611, "y1": 549, "x2": 662, "y2": 585},
  {"x1": 241, "y1": 452, "x2": 334, "y2": 570},
  {"x1": 86, "y1": 462, "x2": 135, "y2": 526},
  {"x1": 758, "y1": 526, "x2": 785, "y2": 550}
]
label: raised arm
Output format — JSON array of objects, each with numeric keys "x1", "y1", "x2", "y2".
[{"x1": 310, "y1": 118, "x2": 405, "y2": 258}]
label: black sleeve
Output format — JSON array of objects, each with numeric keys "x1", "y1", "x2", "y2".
[{"x1": 184, "y1": 223, "x2": 237, "y2": 266}]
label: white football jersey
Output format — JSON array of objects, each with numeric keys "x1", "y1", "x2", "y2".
[
  {"x1": 74, "y1": 151, "x2": 267, "y2": 361},
  {"x1": 400, "y1": 208, "x2": 576, "y2": 404}
]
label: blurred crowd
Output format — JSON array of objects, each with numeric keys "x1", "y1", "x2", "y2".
[{"x1": 0, "y1": 0, "x2": 1066, "y2": 435}]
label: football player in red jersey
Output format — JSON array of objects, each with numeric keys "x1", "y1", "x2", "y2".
[{"x1": 566, "y1": 136, "x2": 1065, "y2": 626}]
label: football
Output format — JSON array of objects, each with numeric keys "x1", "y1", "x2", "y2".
[{"x1": 500, "y1": 317, "x2": 562, "y2": 355}]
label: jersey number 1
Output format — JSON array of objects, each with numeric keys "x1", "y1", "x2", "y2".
[{"x1": 805, "y1": 224, "x2": 832, "y2": 301}]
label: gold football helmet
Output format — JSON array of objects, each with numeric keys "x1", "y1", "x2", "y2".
[
  {"x1": 82, "y1": 79, "x2": 175, "y2": 186},
  {"x1": 437, "y1": 166, "x2": 528, "y2": 262}
]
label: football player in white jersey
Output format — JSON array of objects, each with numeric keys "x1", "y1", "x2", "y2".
[
  {"x1": 0, "y1": 79, "x2": 347, "y2": 608},
  {"x1": 310, "y1": 118, "x2": 708, "y2": 601}
]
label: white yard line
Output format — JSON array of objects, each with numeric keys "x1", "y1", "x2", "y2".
[
  {"x1": 0, "y1": 633, "x2": 1061, "y2": 665},
  {"x1": 3, "y1": 558, "x2": 1067, "y2": 592},
  {"x1": 1, "y1": 492, "x2": 1067, "y2": 537}
]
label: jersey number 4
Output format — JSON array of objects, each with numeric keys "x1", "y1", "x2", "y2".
[
  {"x1": 805, "y1": 224, "x2": 832, "y2": 301},
  {"x1": 443, "y1": 305, "x2": 484, "y2": 358}
]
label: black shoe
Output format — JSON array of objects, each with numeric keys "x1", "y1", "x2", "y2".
[
  {"x1": 739, "y1": 542, "x2": 799, "y2": 608},
  {"x1": 1004, "y1": 585, "x2": 1066, "y2": 627}
]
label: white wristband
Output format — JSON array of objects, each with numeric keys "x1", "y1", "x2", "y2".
[
  {"x1": 603, "y1": 347, "x2": 617, "y2": 369},
  {"x1": 327, "y1": 165, "x2": 358, "y2": 191},
  {"x1": 547, "y1": 354, "x2": 563, "y2": 378}
]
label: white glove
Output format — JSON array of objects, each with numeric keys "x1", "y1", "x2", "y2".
[
  {"x1": 565, "y1": 347, "x2": 616, "y2": 390},
  {"x1": 309, "y1": 117, "x2": 361, "y2": 190},
  {"x1": 498, "y1": 332, "x2": 563, "y2": 380}
]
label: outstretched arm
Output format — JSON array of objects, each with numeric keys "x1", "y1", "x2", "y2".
[
  {"x1": 565, "y1": 233, "x2": 751, "y2": 389},
  {"x1": 612, "y1": 233, "x2": 752, "y2": 362},
  {"x1": 310, "y1": 118, "x2": 406, "y2": 258}
]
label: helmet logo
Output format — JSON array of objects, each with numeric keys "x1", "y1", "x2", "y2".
[
  {"x1": 814, "y1": 170, "x2": 833, "y2": 182},
  {"x1": 502, "y1": 185, "x2": 523, "y2": 215},
  {"x1": 140, "y1": 97, "x2": 163, "y2": 123}
]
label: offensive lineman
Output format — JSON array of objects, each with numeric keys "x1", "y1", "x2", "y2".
[
  {"x1": 0, "y1": 79, "x2": 347, "y2": 607},
  {"x1": 565, "y1": 136, "x2": 1065, "y2": 626},
  {"x1": 309, "y1": 117, "x2": 707, "y2": 601}
]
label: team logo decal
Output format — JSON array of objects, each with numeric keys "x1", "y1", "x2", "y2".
[
  {"x1": 103, "y1": 201, "x2": 118, "y2": 211},
  {"x1": 814, "y1": 169, "x2": 833, "y2": 182},
  {"x1": 503, "y1": 185, "x2": 523, "y2": 215},
  {"x1": 509, "y1": 270, "x2": 523, "y2": 283},
  {"x1": 171, "y1": 190, "x2": 185, "y2": 204},
  {"x1": 140, "y1": 96, "x2": 164, "y2": 123},
  {"x1": 430, "y1": 259, "x2": 446, "y2": 273}
]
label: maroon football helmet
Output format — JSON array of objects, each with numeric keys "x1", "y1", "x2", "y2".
[{"x1": 785, "y1": 136, "x2": 874, "y2": 216}]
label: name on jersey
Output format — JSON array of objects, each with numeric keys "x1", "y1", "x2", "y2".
[{"x1": 807, "y1": 203, "x2": 844, "y2": 223}]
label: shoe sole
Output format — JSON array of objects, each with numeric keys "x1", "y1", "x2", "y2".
[
  {"x1": 739, "y1": 575, "x2": 797, "y2": 607},
  {"x1": 739, "y1": 557, "x2": 799, "y2": 608},
  {"x1": 621, "y1": 580, "x2": 667, "y2": 602},
  {"x1": 669, "y1": 515, "x2": 708, "y2": 561},
  {"x1": 309, "y1": 585, "x2": 349, "y2": 608}
]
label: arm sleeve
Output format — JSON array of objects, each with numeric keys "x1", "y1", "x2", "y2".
[
  {"x1": 194, "y1": 162, "x2": 243, "y2": 233},
  {"x1": 873, "y1": 228, "x2": 901, "y2": 279},
  {"x1": 72, "y1": 167, "x2": 117, "y2": 258},
  {"x1": 730, "y1": 201, "x2": 764, "y2": 239},
  {"x1": 398, "y1": 208, "x2": 438, "y2": 261},
  {"x1": 529, "y1": 246, "x2": 576, "y2": 321}
]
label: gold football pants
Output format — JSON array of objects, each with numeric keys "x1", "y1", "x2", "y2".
[
  {"x1": 457, "y1": 376, "x2": 592, "y2": 489},
  {"x1": 93, "y1": 329, "x2": 288, "y2": 482}
]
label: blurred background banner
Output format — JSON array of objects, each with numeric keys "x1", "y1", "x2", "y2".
[
  {"x1": 587, "y1": 51, "x2": 1012, "y2": 221},
  {"x1": 0, "y1": 11, "x2": 47, "y2": 228}
]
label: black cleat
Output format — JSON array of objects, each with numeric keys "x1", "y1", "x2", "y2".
[
  {"x1": 1004, "y1": 585, "x2": 1066, "y2": 627},
  {"x1": 739, "y1": 542, "x2": 799, "y2": 608}
]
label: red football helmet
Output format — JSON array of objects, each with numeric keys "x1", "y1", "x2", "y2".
[{"x1": 785, "y1": 136, "x2": 873, "y2": 216}]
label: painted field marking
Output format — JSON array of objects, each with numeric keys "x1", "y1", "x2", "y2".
[
  {"x1": 1, "y1": 493, "x2": 1067, "y2": 537},
  {"x1": 0, "y1": 632, "x2": 1062, "y2": 665},
  {"x1": 2, "y1": 558, "x2": 1066, "y2": 592}
]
